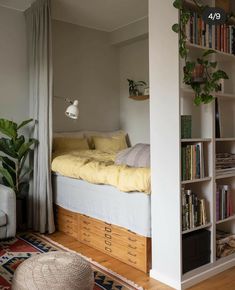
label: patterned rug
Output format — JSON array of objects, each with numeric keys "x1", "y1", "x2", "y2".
[{"x1": 0, "y1": 233, "x2": 143, "y2": 290}]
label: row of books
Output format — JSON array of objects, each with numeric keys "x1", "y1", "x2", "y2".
[
  {"x1": 182, "y1": 188, "x2": 207, "y2": 231},
  {"x1": 185, "y1": 12, "x2": 235, "y2": 54},
  {"x1": 216, "y1": 185, "x2": 233, "y2": 221},
  {"x1": 181, "y1": 143, "x2": 204, "y2": 181},
  {"x1": 216, "y1": 153, "x2": 235, "y2": 176}
]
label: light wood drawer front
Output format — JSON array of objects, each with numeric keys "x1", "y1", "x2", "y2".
[{"x1": 55, "y1": 208, "x2": 150, "y2": 273}]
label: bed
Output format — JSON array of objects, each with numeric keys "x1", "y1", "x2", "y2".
[{"x1": 52, "y1": 133, "x2": 151, "y2": 272}]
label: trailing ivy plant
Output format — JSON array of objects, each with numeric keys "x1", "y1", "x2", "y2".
[{"x1": 172, "y1": 0, "x2": 229, "y2": 105}]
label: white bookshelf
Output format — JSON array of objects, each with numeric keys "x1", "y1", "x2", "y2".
[{"x1": 149, "y1": 0, "x2": 235, "y2": 289}]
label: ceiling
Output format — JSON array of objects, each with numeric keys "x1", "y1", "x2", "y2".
[
  {"x1": 0, "y1": 0, "x2": 148, "y2": 32},
  {"x1": 0, "y1": 0, "x2": 34, "y2": 11}
]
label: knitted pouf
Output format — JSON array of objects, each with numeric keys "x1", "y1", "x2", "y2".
[{"x1": 12, "y1": 251, "x2": 94, "y2": 290}]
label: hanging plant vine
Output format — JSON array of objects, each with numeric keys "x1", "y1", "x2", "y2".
[{"x1": 172, "y1": 0, "x2": 229, "y2": 105}]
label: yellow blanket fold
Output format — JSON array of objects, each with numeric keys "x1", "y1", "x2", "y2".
[{"x1": 51, "y1": 150, "x2": 150, "y2": 193}]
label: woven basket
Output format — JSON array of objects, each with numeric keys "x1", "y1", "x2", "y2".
[{"x1": 12, "y1": 251, "x2": 94, "y2": 290}]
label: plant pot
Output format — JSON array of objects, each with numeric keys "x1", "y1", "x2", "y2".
[
  {"x1": 16, "y1": 194, "x2": 27, "y2": 230},
  {"x1": 191, "y1": 64, "x2": 206, "y2": 84}
]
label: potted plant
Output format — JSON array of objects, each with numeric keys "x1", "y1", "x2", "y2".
[
  {"x1": 127, "y1": 79, "x2": 147, "y2": 96},
  {"x1": 0, "y1": 118, "x2": 38, "y2": 229}
]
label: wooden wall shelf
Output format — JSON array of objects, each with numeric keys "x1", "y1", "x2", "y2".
[{"x1": 129, "y1": 95, "x2": 149, "y2": 101}]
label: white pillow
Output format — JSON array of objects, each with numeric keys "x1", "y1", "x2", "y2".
[{"x1": 115, "y1": 143, "x2": 150, "y2": 168}]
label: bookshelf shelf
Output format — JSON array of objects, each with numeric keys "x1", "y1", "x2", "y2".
[
  {"x1": 181, "y1": 177, "x2": 211, "y2": 184},
  {"x1": 215, "y1": 93, "x2": 235, "y2": 100},
  {"x1": 216, "y1": 215, "x2": 235, "y2": 225},
  {"x1": 216, "y1": 252, "x2": 235, "y2": 264},
  {"x1": 182, "y1": 222, "x2": 212, "y2": 234},
  {"x1": 216, "y1": 138, "x2": 235, "y2": 142},
  {"x1": 216, "y1": 172, "x2": 235, "y2": 179},
  {"x1": 186, "y1": 42, "x2": 235, "y2": 61},
  {"x1": 181, "y1": 138, "x2": 211, "y2": 143}
]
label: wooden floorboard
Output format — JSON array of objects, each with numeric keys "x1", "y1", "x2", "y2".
[{"x1": 47, "y1": 231, "x2": 235, "y2": 290}]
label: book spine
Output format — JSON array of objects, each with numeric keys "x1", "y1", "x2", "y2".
[
  {"x1": 221, "y1": 24, "x2": 224, "y2": 52},
  {"x1": 190, "y1": 12, "x2": 193, "y2": 44},
  {"x1": 209, "y1": 24, "x2": 212, "y2": 48},
  {"x1": 216, "y1": 189, "x2": 220, "y2": 221}
]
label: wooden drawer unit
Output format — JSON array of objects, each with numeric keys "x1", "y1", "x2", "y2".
[
  {"x1": 54, "y1": 206, "x2": 151, "y2": 273},
  {"x1": 55, "y1": 206, "x2": 79, "y2": 239}
]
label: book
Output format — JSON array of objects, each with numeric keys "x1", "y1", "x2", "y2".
[
  {"x1": 181, "y1": 142, "x2": 205, "y2": 181},
  {"x1": 182, "y1": 189, "x2": 208, "y2": 231},
  {"x1": 216, "y1": 185, "x2": 233, "y2": 221},
  {"x1": 181, "y1": 115, "x2": 192, "y2": 139}
]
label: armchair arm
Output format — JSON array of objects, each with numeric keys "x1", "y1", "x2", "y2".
[{"x1": 0, "y1": 185, "x2": 16, "y2": 238}]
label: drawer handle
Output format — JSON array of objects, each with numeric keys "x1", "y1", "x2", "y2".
[
  {"x1": 105, "y1": 247, "x2": 112, "y2": 252},
  {"x1": 83, "y1": 238, "x2": 90, "y2": 243},
  {"x1": 128, "y1": 244, "x2": 137, "y2": 250},
  {"x1": 105, "y1": 240, "x2": 111, "y2": 246},
  {"x1": 128, "y1": 237, "x2": 137, "y2": 242},
  {"x1": 128, "y1": 259, "x2": 136, "y2": 264},
  {"x1": 105, "y1": 227, "x2": 112, "y2": 233},
  {"x1": 128, "y1": 251, "x2": 137, "y2": 257},
  {"x1": 105, "y1": 234, "x2": 111, "y2": 239}
]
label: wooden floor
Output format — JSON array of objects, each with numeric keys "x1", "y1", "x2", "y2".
[{"x1": 48, "y1": 231, "x2": 235, "y2": 290}]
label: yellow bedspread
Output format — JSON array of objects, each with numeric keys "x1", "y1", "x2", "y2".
[{"x1": 51, "y1": 150, "x2": 151, "y2": 193}]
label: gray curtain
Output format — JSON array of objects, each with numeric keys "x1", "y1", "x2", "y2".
[{"x1": 25, "y1": 0, "x2": 55, "y2": 233}]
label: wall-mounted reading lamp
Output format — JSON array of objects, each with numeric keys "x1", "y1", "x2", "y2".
[{"x1": 54, "y1": 96, "x2": 79, "y2": 119}]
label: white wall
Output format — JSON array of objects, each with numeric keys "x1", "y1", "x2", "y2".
[
  {"x1": 119, "y1": 38, "x2": 149, "y2": 145},
  {"x1": 149, "y1": 0, "x2": 181, "y2": 288},
  {"x1": 0, "y1": 6, "x2": 28, "y2": 122},
  {"x1": 52, "y1": 20, "x2": 120, "y2": 132}
]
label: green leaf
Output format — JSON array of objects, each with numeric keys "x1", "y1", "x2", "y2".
[
  {"x1": 0, "y1": 155, "x2": 16, "y2": 178},
  {"x1": 173, "y1": 0, "x2": 183, "y2": 9},
  {"x1": 202, "y1": 49, "x2": 216, "y2": 58},
  {"x1": 0, "y1": 167, "x2": 15, "y2": 189},
  {"x1": 14, "y1": 135, "x2": 25, "y2": 152},
  {"x1": 172, "y1": 23, "x2": 180, "y2": 33},
  {"x1": 0, "y1": 119, "x2": 17, "y2": 139},
  {"x1": 18, "y1": 138, "x2": 38, "y2": 161},
  {"x1": 212, "y1": 70, "x2": 229, "y2": 81},
  {"x1": 0, "y1": 138, "x2": 18, "y2": 158},
  {"x1": 209, "y1": 61, "x2": 217, "y2": 68},
  {"x1": 17, "y1": 119, "x2": 34, "y2": 130},
  {"x1": 194, "y1": 95, "x2": 202, "y2": 106},
  {"x1": 185, "y1": 61, "x2": 196, "y2": 72}
]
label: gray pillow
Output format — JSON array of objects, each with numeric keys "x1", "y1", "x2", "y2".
[{"x1": 115, "y1": 143, "x2": 150, "y2": 168}]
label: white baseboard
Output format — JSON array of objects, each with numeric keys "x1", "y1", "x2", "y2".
[
  {"x1": 182, "y1": 258, "x2": 235, "y2": 289},
  {"x1": 150, "y1": 257, "x2": 235, "y2": 290},
  {"x1": 150, "y1": 269, "x2": 181, "y2": 290}
]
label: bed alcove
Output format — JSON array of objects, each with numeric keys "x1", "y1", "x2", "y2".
[{"x1": 51, "y1": 0, "x2": 152, "y2": 274}]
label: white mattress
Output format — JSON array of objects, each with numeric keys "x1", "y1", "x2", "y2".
[{"x1": 53, "y1": 174, "x2": 151, "y2": 237}]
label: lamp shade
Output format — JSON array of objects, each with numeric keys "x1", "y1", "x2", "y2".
[{"x1": 65, "y1": 100, "x2": 79, "y2": 119}]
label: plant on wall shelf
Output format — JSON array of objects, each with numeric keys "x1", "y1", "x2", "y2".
[
  {"x1": 127, "y1": 79, "x2": 147, "y2": 96},
  {"x1": 172, "y1": 0, "x2": 229, "y2": 105},
  {"x1": 0, "y1": 118, "x2": 38, "y2": 197}
]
